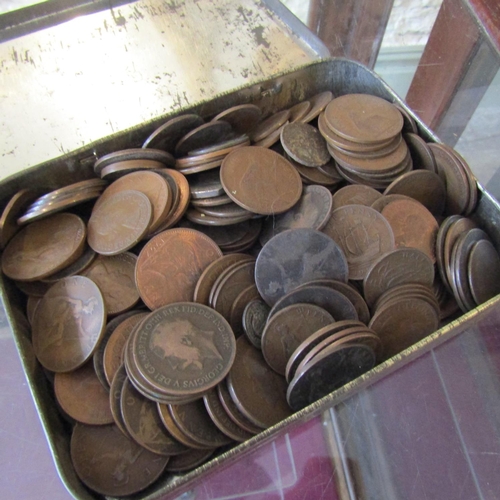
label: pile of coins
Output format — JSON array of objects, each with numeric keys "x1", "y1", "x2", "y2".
[{"x1": 2, "y1": 89, "x2": 500, "y2": 498}]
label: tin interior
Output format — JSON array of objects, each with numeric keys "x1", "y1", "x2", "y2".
[{"x1": 2, "y1": 58, "x2": 500, "y2": 500}]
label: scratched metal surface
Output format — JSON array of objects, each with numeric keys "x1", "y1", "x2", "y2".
[{"x1": 0, "y1": 0, "x2": 326, "y2": 183}]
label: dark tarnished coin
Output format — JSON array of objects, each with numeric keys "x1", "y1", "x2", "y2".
[
  {"x1": 255, "y1": 228, "x2": 348, "y2": 306},
  {"x1": 261, "y1": 303, "x2": 334, "y2": 375},
  {"x1": 259, "y1": 185, "x2": 333, "y2": 245},
  {"x1": 142, "y1": 114, "x2": 204, "y2": 151},
  {"x1": 54, "y1": 362, "x2": 114, "y2": 425},
  {"x1": 0, "y1": 189, "x2": 39, "y2": 248},
  {"x1": 87, "y1": 190, "x2": 152, "y2": 255},
  {"x1": 109, "y1": 364, "x2": 130, "y2": 436},
  {"x1": 94, "y1": 148, "x2": 175, "y2": 175},
  {"x1": 242, "y1": 299, "x2": 270, "y2": 349},
  {"x1": 175, "y1": 121, "x2": 232, "y2": 157},
  {"x1": 188, "y1": 134, "x2": 249, "y2": 157},
  {"x1": 468, "y1": 239, "x2": 500, "y2": 306},
  {"x1": 191, "y1": 194, "x2": 232, "y2": 207},
  {"x1": 322, "y1": 204, "x2": 395, "y2": 280},
  {"x1": 198, "y1": 202, "x2": 253, "y2": 219},
  {"x1": 363, "y1": 248, "x2": 435, "y2": 308},
  {"x1": 280, "y1": 122, "x2": 330, "y2": 167},
  {"x1": 287, "y1": 343, "x2": 376, "y2": 411},
  {"x1": 32, "y1": 276, "x2": 106, "y2": 372},
  {"x1": 203, "y1": 389, "x2": 254, "y2": 442},
  {"x1": 169, "y1": 400, "x2": 233, "y2": 447},
  {"x1": 71, "y1": 423, "x2": 168, "y2": 496},
  {"x1": 131, "y1": 303, "x2": 236, "y2": 396},
  {"x1": 185, "y1": 207, "x2": 253, "y2": 226},
  {"x1": 99, "y1": 160, "x2": 166, "y2": 181},
  {"x1": 83, "y1": 253, "x2": 139, "y2": 316},
  {"x1": 135, "y1": 228, "x2": 222, "y2": 309},
  {"x1": 2, "y1": 212, "x2": 86, "y2": 281},
  {"x1": 381, "y1": 198, "x2": 438, "y2": 263},
  {"x1": 227, "y1": 336, "x2": 291, "y2": 429},
  {"x1": 220, "y1": 146, "x2": 302, "y2": 215},
  {"x1": 120, "y1": 379, "x2": 188, "y2": 455},
  {"x1": 331, "y1": 185, "x2": 382, "y2": 210},
  {"x1": 229, "y1": 284, "x2": 261, "y2": 338},
  {"x1": 212, "y1": 104, "x2": 262, "y2": 134},
  {"x1": 250, "y1": 109, "x2": 290, "y2": 143},
  {"x1": 42, "y1": 245, "x2": 96, "y2": 283},
  {"x1": 189, "y1": 168, "x2": 224, "y2": 199},
  {"x1": 165, "y1": 448, "x2": 215, "y2": 472}
]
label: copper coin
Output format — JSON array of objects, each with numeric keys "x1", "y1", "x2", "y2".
[
  {"x1": 99, "y1": 159, "x2": 167, "y2": 181},
  {"x1": 203, "y1": 389, "x2": 254, "y2": 442},
  {"x1": 370, "y1": 193, "x2": 414, "y2": 213},
  {"x1": 254, "y1": 118, "x2": 287, "y2": 148},
  {"x1": 87, "y1": 190, "x2": 152, "y2": 255},
  {"x1": 280, "y1": 122, "x2": 330, "y2": 167},
  {"x1": 71, "y1": 423, "x2": 168, "y2": 496},
  {"x1": 103, "y1": 313, "x2": 148, "y2": 385},
  {"x1": 82, "y1": 253, "x2": 139, "y2": 316},
  {"x1": 2, "y1": 213, "x2": 86, "y2": 281},
  {"x1": 26, "y1": 295, "x2": 41, "y2": 325},
  {"x1": 363, "y1": 248, "x2": 435, "y2": 308},
  {"x1": 242, "y1": 299, "x2": 270, "y2": 349},
  {"x1": 28, "y1": 179, "x2": 105, "y2": 203},
  {"x1": 324, "y1": 94, "x2": 403, "y2": 144},
  {"x1": 175, "y1": 121, "x2": 232, "y2": 156},
  {"x1": 229, "y1": 284, "x2": 261, "y2": 337},
  {"x1": 165, "y1": 448, "x2": 215, "y2": 472},
  {"x1": 373, "y1": 283, "x2": 439, "y2": 313},
  {"x1": 120, "y1": 379, "x2": 189, "y2": 455},
  {"x1": 194, "y1": 253, "x2": 255, "y2": 305},
  {"x1": 322, "y1": 204, "x2": 395, "y2": 280},
  {"x1": 331, "y1": 185, "x2": 382, "y2": 210},
  {"x1": 168, "y1": 401, "x2": 233, "y2": 447},
  {"x1": 227, "y1": 336, "x2": 291, "y2": 429},
  {"x1": 191, "y1": 194, "x2": 232, "y2": 207},
  {"x1": 468, "y1": 239, "x2": 500, "y2": 306},
  {"x1": 94, "y1": 148, "x2": 175, "y2": 175},
  {"x1": 291, "y1": 157, "x2": 342, "y2": 187},
  {"x1": 369, "y1": 296, "x2": 439, "y2": 360},
  {"x1": 381, "y1": 198, "x2": 438, "y2": 263},
  {"x1": 288, "y1": 101, "x2": 311, "y2": 123},
  {"x1": 0, "y1": 189, "x2": 39, "y2": 248},
  {"x1": 220, "y1": 146, "x2": 302, "y2": 215},
  {"x1": 300, "y1": 91, "x2": 333, "y2": 123},
  {"x1": 54, "y1": 362, "x2": 114, "y2": 425},
  {"x1": 177, "y1": 158, "x2": 224, "y2": 175},
  {"x1": 188, "y1": 134, "x2": 250, "y2": 157},
  {"x1": 395, "y1": 105, "x2": 419, "y2": 134},
  {"x1": 287, "y1": 342, "x2": 376, "y2": 411},
  {"x1": 331, "y1": 134, "x2": 403, "y2": 160},
  {"x1": 189, "y1": 169, "x2": 224, "y2": 199},
  {"x1": 262, "y1": 303, "x2": 334, "y2": 375},
  {"x1": 259, "y1": 185, "x2": 333, "y2": 245},
  {"x1": 42, "y1": 245, "x2": 96, "y2": 283},
  {"x1": 109, "y1": 364, "x2": 130, "y2": 435},
  {"x1": 142, "y1": 114, "x2": 204, "y2": 151},
  {"x1": 136, "y1": 228, "x2": 222, "y2": 309},
  {"x1": 255, "y1": 228, "x2": 348, "y2": 306},
  {"x1": 250, "y1": 109, "x2": 290, "y2": 142},
  {"x1": 318, "y1": 160, "x2": 344, "y2": 181},
  {"x1": 212, "y1": 104, "x2": 262, "y2": 133},
  {"x1": 269, "y1": 285, "x2": 358, "y2": 323},
  {"x1": 32, "y1": 276, "x2": 106, "y2": 372},
  {"x1": 131, "y1": 302, "x2": 236, "y2": 396},
  {"x1": 220, "y1": 219, "x2": 262, "y2": 253},
  {"x1": 404, "y1": 133, "x2": 437, "y2": 171}
]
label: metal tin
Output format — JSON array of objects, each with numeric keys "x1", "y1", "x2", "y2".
[{"x1": 2, "y1": 58, "x2": 500, "y2": 500}]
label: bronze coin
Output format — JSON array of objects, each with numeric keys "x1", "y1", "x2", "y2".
[
  {"x1": 142, "y1": 114, "x2": 204, "y2": 151},
  {"x1": 26, "y1": 295, "x2": 41, "y2": 325},
  {"x1": 331, "y1": 134, "x2": 403, "y2": 160},
  {"x1": 227, "y1": 336, "x2": 291, "y2": 429},
  {"x1": 0, "y1": 189, "x2": 39, "y2": 248},
  {"x1": 175, "y1": 121, "x2": 232, "y2": 157},
  {"x1": 32, "y1": 276, "x2": 106, "y2": 372},
  {"x1": 220, "y1": 146, "x2": 302, "y2": 215},
  {"x1": 71, "y1": 423, "x2": 168, "y2": 496},
  {"x1": 259, "y1": 185, "x2": 333, "y2": 245},
  {"x1": 54, "y1": 362, "x2": 114, "y2": 425},
  {"x1": 363, "y1": 248, "x2": 435, "y2": 308},
  {"x1": 381, "y1": 198, "x2": 438, "y2": 263},
  {"x1": 322, "y1": 204, "x2": 395, "y2": 280},
  {"x1": 288, "y1": 101, "x2": 311, "y2": 123},
  {"x1": 370, "y1": 193, "x2": 414, "y2": 212},
  {"x1": 168, "y1": 401, "x2": 233, "y2": 448},
  {"x1": 287, "y1": 342, "x2": 376, "y2": 411},
  {"x1": 193, "y1": 253, "x2": 255, "y2": 305},
  {"x1": 291, "y1": 156, "x2": 342, "y2": 186},
  {"x1": 404, "y1": 133, "x2": 437, "y2": 171},
  {"x1": 165, "y1": 448, "x2": 215, "y2": 472},
  {"x1": 136, "y1": 228, "x2": 222, "y2": 309},
  {"x1": 42, "y1": 245, "x2": 96, "y2": 283},
  {"x1": 203, "y1": 389, "x2": 254, "y2": 442},
  {"x1": 395, "y1": 105, "x2": 418, "y2": 134},
  {"x1": 262, "y1": 303, "x2": 334, "y2": 375},
  {"x1": 242, "y1": 299, "x2": 270, "y2": 349},
  {"x1": 300, "y1": 91, "x2": 333, "y2": 123},
  {"x1": 250, "y1": 109, "x2": 291, "y2": 142},
  {"x1": 324, "y1": 94, "x2": 403, "y2": 144},
  {"x1": 82, "y1": 253, "x2": 139, "y2": 316},
  {"x1": 87, "y1": 190, "x2": 152, "y2": 255},
  {"x1": 130, "y1": 302, "x2": 236, "y2": 396},
  {"x1": 103, "y1": 313, "x2": 148, "y2": 385},
  {"x1": 212, "y1": 104, "x2": 262, "y2": 134},
  {"x1": 99, "y1": 159, "x2": 167, "y2": 181},
  {"x1": 255, "y1": 228, "x2": 348, "y2": 306},
  {"x1": 120, "y1": 378, "x2": 189, "y2": 455},
  {"x1": 280, "y1": 122, "x2": 330, "y2": 167},
  {"x1": 373, "y1": 283, "x2": 439, "y2": 313},
  {"x1": 176, "y1": 159, "x2": 224, "y2": 175},
  {"x1": 384, "y1": 169, "x2": 446, "y2": 216},
  {"x1": 331, "y1": 185, "x2": 382, "y2": 210},
  {"x1": 109, "y1": 364, "x2": 130, "y2": 436},
  {"x1": 94, "y1": 148, "x2": 175, "y2": 174},
  {"x1": 468, "y1": 239, "x2": 500, "y2": 306},
  {"x1": 318, "y1": 160, "x2": 344, "y2": 181},
  {"x1": 188, "y1": 134, "x2": 250, "y2": 157},
  {"x1": 191, "y1": 193, "x2": 232, "y2": 207},
  {"x1": 2, "y1": 212, "x2": 86, "y2": 281},
  {"x1": 368, "y1": 296, "x2": 439, "y2": 360},
  {"x1": 229, "y1": 284, "x2": 261, "y2": 337}
]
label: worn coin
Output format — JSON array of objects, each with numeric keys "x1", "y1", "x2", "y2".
[
  {"x1": 42, "y1": 245, "x2": 96, "y2": 283},
  {"x1": 94, "y1": 148, "x2": 175, "y2": 175},
  {"x1": 468, "y1": 239, "x2": 500, "y2": 306},
  {"x1": 32, "y1": 276, "x2": 106, "y2": 372},
  {"x1": 165, "y1": 448, "x2": 216, "y2": 472},
  {"x1": 109, "y1": 364, "x2": 130, "y2": 436},
  {"x1": 250, "y1": 109, "x2": 290, "y2": 143},
  {"x1": 212, "y1": 104, "x2": 262, "y2": 133},
  {"x1": 189, "y1": 169, "x2": 225, "y2": 199},
  {"x1": 300, "y1": 91, "x2": 333, "y2": 123},
  {"x1": 404, "y1": 133, "x2": 437, "y2": 171},
  {"x1": 242, "y1": 299, "x2": 270, "y2": 349},
  {"x1": 280, "y1": 122, "x2": 330, "y2": 167},
  {"x1": 287, "y1": 101, "x2": 311, "y2": 123},
  {"x1": 175, "y1": 121, "x2": 232, "y2": 157},
  {"x1": 331, "y1": 185, "x2": 382, "y2": 210},
  {"x1": 142, "y1": 114, "x2": 204, "y2": 151},
  {"x1": 99, "y1": 159, "x2": 167, "y2": 181},
  {"x1": 71, "y1": 423, "x2": 168, "y2": 496},
  {"x1": 229, "y1": 284, "x2": 261, "y2": 337}
]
